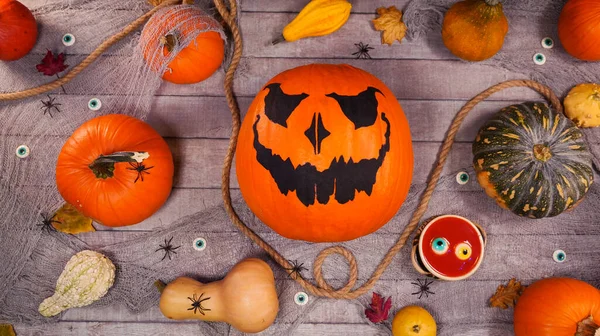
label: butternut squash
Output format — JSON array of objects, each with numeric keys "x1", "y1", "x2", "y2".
[
  {"x1": 158, "y1": 258, "x2": 279, "y2": 333},
  {"x1": 273, "y1": 0, "x2": 352, "y2": 44}
]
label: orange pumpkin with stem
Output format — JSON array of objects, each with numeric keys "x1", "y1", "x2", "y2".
[
  {"x1": 236, "y1": 64, "x2": 414, "y2": 242},
  {"x1": 0, "y1": 0, "x2": 38, "y2": 61},
  {"x1": 513, "y1": 278, "x2": 600, "y2": 336},
  {"x1": 558, "y1": 0, "x2": 600, "y2": 61},
  {"x1": 140, "y1": 5, "x2": 225, "y2": 84},
  {"x1": 56, "y1": 114, "x2": 174, "y2": 227}
]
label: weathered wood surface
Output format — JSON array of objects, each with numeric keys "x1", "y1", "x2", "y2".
[{"x1": 9, "y1": 0, "x2": 600, "y2": 335}]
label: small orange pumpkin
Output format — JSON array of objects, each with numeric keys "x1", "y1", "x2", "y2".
[
  {"x1": 236, "y1": 64, "x2": 414, "y2": 242},
  {"x1": 0, "y1": 0, "x2": 38, "y2": 61},
  {"x1": 558, "y1": 0, "x2": 600, "y2": 61},
  {"x1": 140, "y1": 5, "x2": 225, "y2": 84},
  {"x1": 441, "y1": 0, "x2": 508, "y2": 62},
  {"x1": 514, "y1": 277, "x2": 600, "y2": 336},
  {"x1": 56, "y1": 114, "x2": 174, "y2": 227}
]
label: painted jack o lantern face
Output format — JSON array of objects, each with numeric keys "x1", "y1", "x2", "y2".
[
  {"x1": 236, "y1": 64, "x2": 413, "y2": 242},
  {"x1": 416, "y1": 215, "x2": 486, "y2": 280}
]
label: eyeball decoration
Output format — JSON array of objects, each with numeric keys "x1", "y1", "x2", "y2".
[
  {"x1": 193, "y1": 237, "x2": 207, "y2": 251},
  {"x1": 62, "y1": 33, "x2": 75, "y2": 46},
  {"x1": 411, "y1": 215, "x2": 486, "y2": 281},
  {"x1": 294, "y1": 292, "x2": 308, "y2": 306},
  {"x1": 541, "y1": 37, "x2": 554, "y2": 49},
  {"x1": 455, "y1": 171, "x2": 469, "y2": 185},
  {"x1": 88, "y1": 98, "x2": 102, "y2": 111},
  {"x1": 553, "y1": 249, "x2": 566, "y2": 263},
  {"x1": 533, "y1": 53, "x2": 546, "y2": 65},
  {"x1": 16, "y1": 145, "x2": 30, "y2": 159}
]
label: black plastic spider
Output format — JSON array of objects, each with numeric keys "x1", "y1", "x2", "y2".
[
  {"x1": 188, "y1": 293, "x2": 211, "y2": 315},
  {"x1": 127, "y1": 162, "x2": 154, "y2": 183},
  {"x1": 40, "y1": 95, "x2": 61, "y2": 118},
  {"x1": 411, "y1": 278, "x2": 435, "y2": 299},
  {"x1": 155, "y1": 237, "x2": 181, "y2": 261},
  {"x1": 285, "y1": 260, "x2": 308, "y2": 279},
  {"x1": 38, "y1": 213, "x2": 60, "y2": 233},
  {"x1": 352, "y1": 42, "x2": 374, "y2": 59}
]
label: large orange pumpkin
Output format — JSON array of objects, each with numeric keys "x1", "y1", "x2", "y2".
[
  {"x1": 236, "y1": 64, "x2": 414, "y2": 242},
  {"x1": 558, "y1": 0, "x2": 600, "y2": 61},
  {"x1": 514, "y1": 278, "x2": 600, "y2": 336},
  {"x1": 56, "y1": 114, "x2": 174, "y2": 227},
  {"x1": 140, "y1": 5, "x2": 225, "y2": 84},
  {"x1": 0, "y1": 0, "x2": 38, "y2": 61}
]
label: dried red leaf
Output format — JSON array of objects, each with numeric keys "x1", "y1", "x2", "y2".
[
  {"x1": 365, "y1": 292, "x2": 392, "y2": 323},
  {"x1": 36, "y1": 50, "x2": 68, "y2": 76}
]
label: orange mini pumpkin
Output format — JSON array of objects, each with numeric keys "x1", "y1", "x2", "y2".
[
  {"x1": 514, "y1": 277, "x2": 600, "y2": 336},
  {"x1": 236, "y1": 64, "x2": 414, "y2": 242},
  {"x1": 0, "y1": 0, "x2": 38, "y2": 61},
  {"x1": 140, "y1": 5, "x2": 225, "y2": 84},
  {"x1": 558, "y1": 0, "x2": 600, "y2": 61},
  {"x1": 56, "y1": 114, "x2": 174, "y2": 227}
]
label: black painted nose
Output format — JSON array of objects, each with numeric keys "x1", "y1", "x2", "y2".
[{"x1": 304, "y1": 113, "x2": 330, "y2": 154}]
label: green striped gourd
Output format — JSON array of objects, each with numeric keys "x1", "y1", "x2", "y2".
[
  {"x1": 39, "y1": 250, "x2": 115, "y2": 317},
  {"x1": 472, "y1": 102, "x2": 594, "y2": 218}
]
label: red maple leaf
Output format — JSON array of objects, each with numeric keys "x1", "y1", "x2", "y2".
[
  {"x1": 36, "y1": 50, "x2": 68, "y2": 76},
  {"x1": 365, "y1": 292, "x2": 392, "y2": 323}
]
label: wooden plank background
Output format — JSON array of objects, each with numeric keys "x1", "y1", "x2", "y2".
[{"x1": 10, "y1": 0, "x2": 600, "y2": 335}]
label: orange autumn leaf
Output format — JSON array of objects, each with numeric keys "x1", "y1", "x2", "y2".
[
  {"x1": 372, "y1": 6, "x2": 407, "y2": 46},
  {"x1": 52, "y1": 203, "x2": 95, "y2": 234},
  {"x1": 490, "y1": 278, "x2": 525, "y2": 309},
  {"x1": 0, "y1": 324, "x2": 16, "y2": 336}
]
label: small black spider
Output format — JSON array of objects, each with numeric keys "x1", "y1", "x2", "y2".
[
  {"x1": 127, "y1": 162, "x2": 154, "y2": 183},
  {"x1": 155, "y1": 237, "x2": 181, "y2": 261},
  {"x1": 40, "y1": 95, "x2": 61, "y2": 118},
  {"x1": 411, "y1": 278, "x2": 435, "y2": 299},
  {"x1": 352, "y1": 42, "x2": 374, "y2": 59},
  {"x1": 38, "y1": 213, "x2": 60, "y2": 233},
  {"x1": 188, "y1": 293, "x2": 211, "y2": 315},
  {"x1": 285, "y1": 260, "x2": 308, "y2": 279}
]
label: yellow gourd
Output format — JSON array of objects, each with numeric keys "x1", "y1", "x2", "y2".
[
  {"x1": 273, "y1": 0, "x2": 352, "y2": 44},
  {"x1": 158, "y1": 258, "x2": 279, "y2": 333},
  {"x1": 392, "y1": 305, "x2": 437, "y2": 336},
  {"x1": 563, "y1": 83, "x2": 600, "y2": 128}
]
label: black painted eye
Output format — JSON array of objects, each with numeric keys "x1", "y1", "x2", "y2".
[
  {"x1": 326, "y1": 87, "x2": 383, "y2": 129},
  {"x1": 263, "y1": 83, "x2": 308, "y2": 127}
]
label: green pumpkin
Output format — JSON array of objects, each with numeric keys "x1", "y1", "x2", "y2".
[{"x1": 472, "y1": 102, "x2": 594, "y2": 218}]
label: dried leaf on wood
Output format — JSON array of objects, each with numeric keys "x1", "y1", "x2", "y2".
[
  {"x1": 365, "y1": 292, "x2": 392, "y2": 323},
  {"x1": 0, "y1": 324, "x2": 16, "y2": 336},
  {"x1": 372, "y1": 6, "x2": 407, "y2": 46},
  {"x1": 490, "y1": 278, "x2": 525, "y2": 309},
  {"x1": 52, "y1": 203, "x2": 95, "y2": 234},
  {"x1": 36, "y1": 50, "x2": 68, "y2": 76}
]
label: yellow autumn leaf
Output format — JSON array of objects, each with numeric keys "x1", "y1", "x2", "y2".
[
  {"x1": 52, "y1": 203, "x2": 95, "y2": 234},
  {"x1": 372, "y1": 6, "x2": 407, "y2": 46},
  {"x1": 0, "y1": 324, "x2": 16, "y2": 336}
]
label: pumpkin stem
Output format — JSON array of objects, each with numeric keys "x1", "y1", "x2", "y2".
[
  {"x1": 533, "y1": 144, "x2": 552, "y2": 162},
  {"x1": 484, "y1": 0, "x2": 501, "y2": 5},
  {"x1": 271, "y1": 35, "x2": 285, "y2": 45},
  {"x1": 88, "y1": 151, "x2": 149, "y2": 179},
  {"x1": 412, "y1": 324, "x2": 421, "y2": 333},
  {"x1": 160, "y1": 33, "x2": 179, "y2": 54},
  {"x1": 576, "y1": 316, "x2": 600, "y2": 336}
]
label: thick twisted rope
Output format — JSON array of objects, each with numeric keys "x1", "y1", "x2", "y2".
[{"x1": 0, "y1": 0, "x2": 181, "y2": 101}]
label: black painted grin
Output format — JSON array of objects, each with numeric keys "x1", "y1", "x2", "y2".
[{"x1": 252, "y1": 113, "x2": 391, "y2": 206}]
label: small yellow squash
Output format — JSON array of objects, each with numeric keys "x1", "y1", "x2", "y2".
[
  {"x1": 564, "y1": 83, "x2": 600, "y2": 128},
  {"x1": 158, "y1": 258, "x2": 279, "y2": 333},
  {"x1": 273, "y1": 0, "x2": 352, "y2": 44},
  {"x1": 392, "y1": 305, "x2": 437, "y2": 336}
]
